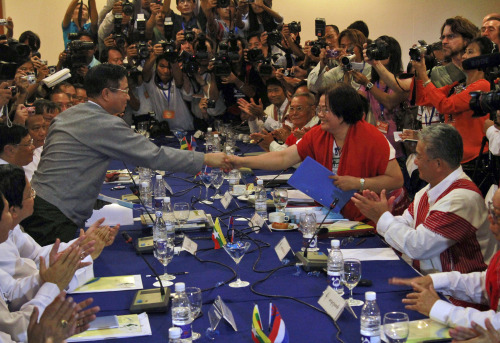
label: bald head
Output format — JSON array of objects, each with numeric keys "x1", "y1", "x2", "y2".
[{"x1": 483, "y1": 13, "x2": 500, "y2": 24}]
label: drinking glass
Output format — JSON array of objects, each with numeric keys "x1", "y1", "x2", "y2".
[
  {"x1": 153, "y1": 234, "x2": 175, "y2": 287},
  {"x1": 272, "y1": 188, "x2": 288, "y2": 213},
  {"x1": 223, "y1": 241, "x2": 251, "y2": 288},
  {"x1": 186, "y1": 287, "x2": 202, "y2": 340},
  {"x1": 200, "y1": 170, "x2": 213, "y2": 204},
  {"x1": 173, "y1": 202, "x2": 190, "y2": 225},
  {"x1": 299, "y1": 212, "x2": 318, "y2": 251},
  {"x1": 383, "y1": 312, "x2": 409, "y2": 343},
  {"x1": 343, "y1": 258, "x2": 364, "y2": 306},
  {"x1": 228, "y1": 169, "x2": 241, "y2": 195},
  {"x1": 210, "y1": 169, "x2": 224, "y2": 199}
]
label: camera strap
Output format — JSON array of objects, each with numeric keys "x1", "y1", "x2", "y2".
[{"x1": 159, "y1": 80, "x2": 172, "y2": 106}]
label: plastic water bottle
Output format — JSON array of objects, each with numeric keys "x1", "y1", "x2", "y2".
[
  {"x1": 206, "y1": 127, "x2": 214, "y2": 153},
  {"x1": 255, "y1": 179, "x2": 267, "y2": 220},
  {"x1": 213, "y1": 134, "x2": 220, "y2": 152},
  {"x1": 172, "y1": 282, "x2": 193, "y2": 342},
  {"x1": 140, "y1": 181, "x2": 152, "y2": 209},
  {"x1": 153, "y1": 210, "x2": 166, "y2": 259},
  {"x1": 360, "y1": 291, "x2": 381, "y2": 343},
  {"x1": 162, "y1": 197, "x2": 176, "y2": 242},
  {"x1": 153, "y1": 175, "x2": 166, "y2": 210},
  {"x1": 169, "y1": 327, "x2": 182, "y2": 342},
  {"x1": 327, "y1": 240, "x2": 344, "y2": 295}
]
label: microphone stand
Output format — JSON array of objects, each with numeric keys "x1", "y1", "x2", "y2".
[{"x1": 123, "y1": 232, "x2": 171, "y2": 313}]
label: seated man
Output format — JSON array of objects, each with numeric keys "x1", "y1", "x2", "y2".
[
  {"x1": 388, "y1": 187, "x2": 500, "y2": 338},
  {"x1": 23, "y1": 111, "x2": 48, "y2": 181},
  {"x1": 0, "y1": 125, "x2": 34, "y2": 168},
  {"x1": 34, "y1": 99, "x2": 61, "y2": 126},
  {"x1": 353, "y1": 124, "x2": 498, "y2": 307}
]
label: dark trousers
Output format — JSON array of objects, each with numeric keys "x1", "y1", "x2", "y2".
[{"x1": 21, "y1": 196, "x2": 78, "y2": 245}]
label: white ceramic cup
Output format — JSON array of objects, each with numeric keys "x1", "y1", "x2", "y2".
[
  {"x1": 231, "y1": 184, "x2": 246, "y2": 196},
  {"x1": 269, "y1": 212, "x2": 289, "y2": 223}
]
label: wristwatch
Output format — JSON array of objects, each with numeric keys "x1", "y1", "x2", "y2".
[
  {"x1": 365, "y1": 82, "x2": 374, "y2": 91},
  {"x1": 359, "y1": 178, "x2": 365, "y2": 191}
]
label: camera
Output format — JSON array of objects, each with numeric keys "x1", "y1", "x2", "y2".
[
  {"x1": 326, "y1": 49, "x2": 340, "y2": 58},
  {"x1": 366, "y1": 39, "x2": 390, "y2": 60},
  {"x1": 184, "y1": 27, "x2": 196, "y2": 43},
  {"x1": 341, "y1": 56, "x2": 352, "y2": 71},
  {"x1": 8, "y1": 86, "x2": 17, "y2": 97},
  {"x1": 65, "y1": 39, "x2": 95, "y2": 68},
  {"x1": 7, "y1": 39, "x2": 31, "y2": 61},
  {"x1": 135, "y1": 14, "x2": 149, "y2": 59},
  {"x1": 247, "y1": 48, "x2": 264, "y2": 63},
  {"x1": 124, "y1": 63, "x2": 141, "y2": 84},
  {"x1": 283, "y1": 68, "x2": 294, "y2": 77},
  {"x1": 307, "y1": 39, "x2": 327, "y2": 57},
  {"x1": 121, "y1": 0, "x2": 135, "y2": 16},
  {"x1": 266, "y1": 29, "x2": 282, "y2": 46},
  {"x1": 207, "y1": 99, "x2": 216, "y2": 108},
  {"x1": 409, "y1": 40, "x2": 430, "y2": 62},
  {"x1": 470, "y1": 90, "x2": 500, "y2": 118},
  {"x1": 258, "y1": 58, "x2": 274, "y2": 77},
  {"x1": 217, "y1": 0, "x2": 230, "y2": 8},
  {"x1": 0, "y1": 19, "x2": 7, "y2": 26},
  {"x1": 179, "y1": 51, "x2": 199, "y2": 76},
  {"x1": 288, "y1": 21, "x2": 301, "y2": 34},
  {"x1": 194, "y1": 33, "x2": 209, "y2": 61},
  {"x1": 113, "y1": 14, "x2": 127, "y2": 48},
  {"x1": 158, "y1": 40, "x2": 177, "y2": 62},
  {"x1": 315, "y1": 18, "x2": 326, "y2": 38}
]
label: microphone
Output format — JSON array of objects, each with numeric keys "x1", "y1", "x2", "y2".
[
  {"x1": 462, "y1": 53, "x2": 500, "y2": 71},
  {"x1": 122, "y1": 231, "x2": 171, "y2": 313},
  {"x1": 296, "y1": 198, "x2": 339, "y2": 271},
  {"x1": 263, "y1": 168, "x2": 289, "y2": 188}
]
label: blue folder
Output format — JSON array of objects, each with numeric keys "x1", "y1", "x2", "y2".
[{"x1": 287, "y1": 156, "x2": 356, "y2": 212}]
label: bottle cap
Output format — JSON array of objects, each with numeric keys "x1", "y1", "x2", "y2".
[
  {"x1": 257, "y1": 179, "x2": 263, "y2": 185},
  {"x1": 141, "y1": 181, "x2": 149, "y2": 187},
  {"x1": 207, "y1": 127, "x2": 212, "y2": 132},
  {"x1": 365, "y1": 291, "x2": 376, "y2": 301},
  {"x1": 164, "y1": 197, "x2": 171, "y2": 203},
  {"x1": 214, "y1": 134, "x2": 219, "y2": 137},
  {"x1": 156, "y1": 175, "x2": 162, "y2": 180},
  {"x1": 331, "y1": 239, "x2": 340, "y2": 248},
  {"x1": 175, "y1": 282, "x2": 185, "y2": 292},
  {"x1": 169, "y1": 327, "x2": 182, "y2": 338},
  {"x1": 131, "y1": 125, "x2": 136, "y2": 130}
]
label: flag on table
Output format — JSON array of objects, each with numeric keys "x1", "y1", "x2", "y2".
[
  {"x1": 268, "y1": 303, "x2": 289, "y2": 343},
  {"x1": 180, "y1": 136, "x2": 190, "y2": 150},
  {"x1": 252, "y1": 304, "x2": 270, "y2": 343},
  {"x1": 190, "y1": 136, "x2": 197, "y2": 150},
  {"x1": 211, "y1": 217, "x2": 227, "y2": 249}
]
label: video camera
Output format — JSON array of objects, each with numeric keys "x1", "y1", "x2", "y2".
[
  {"x1": 135, "y1": 14, "x2": 149, "y2": 59},
  {"x1": 214, "y1": 41, "x2": 238, "y2": 77},
  {"x1": 157, "y1": 17, "x2": 177, "y2": 63},
  {"x1": 470, "y1": 90, "x2": 500, "y2": 119},
  {"x1": 113, "y1": 14, "x2": 127, "y2": 48},
  {"x1": 64, "y1": 36, "x2": 95, "y2": 69},
  {"x1": 0, "y1": 41, "x2": 31, "y2": 80},
  {"x1": 366, "y1": 39, "x2": 390, "y2": 60}
]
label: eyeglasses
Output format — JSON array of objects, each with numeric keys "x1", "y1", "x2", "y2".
[
  {"x1": 14, "y1": 138, "x2": 34, "y2": 147},
  {"x1": 24, "y1": 187, "x2": 36, "y2": 200},
  {"x1": 316, "y1": 106, "x2": 329, "y2": 115},
  {"x1": 439, "y1": 33, "x2": 459, "y2": 41},
  {"x1": 109, "y1": 87, "x2": 129, "y2": 94},
  {"x1": 488, "y1": 201, "x2": 499, "y2": 224},
  {"x1": 289, "y1": 106, "x2": 310, "y2": 112}
]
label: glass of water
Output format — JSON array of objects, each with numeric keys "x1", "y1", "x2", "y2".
[
  {"x1": 173, "y1": 202, "x2": 190, "y2": 225},
  {"x1": 383, "y1": 312, "x2": 409, "y2": 343},
  {"x1": 186, "y1": 287, "x2": 202, "y2": 340},
  {"x1": 272, "y1": 188, "x2": 288, "y2": 213},
  {"x1": 153, "y1": 231, "x2": 175, "y2": 287},
  {"x1": 343, "y1": 258, "x2": 364, "y2": 307},
  {"x1": 210, "y1": 168, "x2": 224, "y2": 199}
]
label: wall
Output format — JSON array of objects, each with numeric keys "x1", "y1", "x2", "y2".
[{"x1": 3, "y1": 0, "x2": 500, "y2": 66}]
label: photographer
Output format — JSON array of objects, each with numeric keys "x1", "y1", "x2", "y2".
[
  {"x1": 143, "y1": 43, "x2": 194, "y2": 130},
  {"x1": 98, "y1": 1, "x2": 133, "y2": 54},
  {"x1": 307, "y1": 28, "x2": 371, "y2": 94},
  {"x1": 58, "y1": 31, "x2": 100, "y2": 83},
  {"x1": 162, "y1": 0, "x2": 202, "y2": 36},
  {"x1": 62, "y1": 0, "x2": 98, "y2": 48},
  {"x1": 413, "y1": 37, "x2": 494, "y2": 174},
  {"x1": 204, "y1": 0, "x2": 245, "y2": 43},
  {"x1": 245, "y1": 0, "x2": 282, "y2": 36},
  {"x1": 303, "y1": 24, "x2": 339, "y2": 69}
]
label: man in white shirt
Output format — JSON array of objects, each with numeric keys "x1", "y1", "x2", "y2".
[
  {"x1": 0, "y1": 125, "x2": 34, "y2": 168},
  {"x1": 23, "y1": 113, "x2": 47, "y2": 181}
]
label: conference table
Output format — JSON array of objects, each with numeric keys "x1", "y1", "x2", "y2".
[{"x1": 71, "y1": 135, "x2": 428, "y2": 342}]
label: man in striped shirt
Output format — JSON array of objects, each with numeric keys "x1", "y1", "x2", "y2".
[{"x1": 353, "y1": 124, "x2": 498, "y2": 308}]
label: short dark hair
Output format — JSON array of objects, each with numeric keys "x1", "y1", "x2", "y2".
[
  {"x1": 176, "y1": 0, "x2": 194, "y2": 4},
  {"x1": 0, "y1": 164, "x2": 26, "y2": 208},
  {"x1": 326, "y1": 25, "x2": 339, "y2": 35},
  {"x1": 53, "y1": 81, "x2": 75, "y2": 93},
  {"x1": 34, "y1": 99, "x2": 60, "y2": 114},
  {"x1": 441, "y1": 16, "x2": 480, "y2": 44},
  {"x1": 326, "y1": 83, "x2": 364, "y2": 125},
  {"x1": 419, "y1": 124, "x2": 463, "y2": 168},
  {"x1": 338, "y1": 29, "x2": 367, "y2": 51},
  {"x1": 469, "y1": 36, "x2": 497, "y2": 55},
  {"x1": 0, "y1": 191, "x2": 6, "y2": 217},
  {"x1": 371, "y1": 36, "x2": 403, "y2": 82},
  {"x1": 247, "y1": 31, "x2": 262, "y2": 44},
  {"x1": 347, "y1": 20, "x2": 369, "y2": 39},
  {"x1": 84, "y1": 64, "x2": 127, "y2": 98},
  {"x1": 19, "y1": 31, "x2": 41, "y2": 52},
  {"x1": 0, "y1": 125, "x2": 29, "y2": 154},
  {"x1": 101, "y1": 47, "x2": 123, "y2": 63},
  {"x1": 265, "y1": 77, "x2": 285, "y2": 92}
]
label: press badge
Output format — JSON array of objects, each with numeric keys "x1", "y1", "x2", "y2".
[
  {"x1": 163, "y1": 110, "x2": 175, "y2": 119},
  {"x1": 376, "y1": 120, "x2": 389, "y2": 134}
]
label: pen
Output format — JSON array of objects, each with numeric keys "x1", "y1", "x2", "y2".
[
  {"x1": 355, "y1": 238, "x2": 367, "y2": 246},
  {"x1": 171, "y1": 271, "x2": 189, "y2": 275}
]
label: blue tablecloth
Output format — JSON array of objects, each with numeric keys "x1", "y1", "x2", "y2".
[{"x1": 73, "y1": 136, "x2": 427, "y2": 342}]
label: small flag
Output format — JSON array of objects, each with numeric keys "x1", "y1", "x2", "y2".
[
  {"x1": 228, "y1": 216, "x2": 234, "y2": 243},
  {"x1": 268, "y1": 303, "x2": 289, "y2": 343},
  {"x1": 211, "y1": 217, "x2": 227, "y2": 249},
  {"x1": 190, "y1": 136, "x2": 198, "y2": 150},
  {"x1": 180, "y1": 136, "x2": 189, "y2": 150},
  {"x1": 252, "y1": 305, "x2": 270, "y2": 343}
]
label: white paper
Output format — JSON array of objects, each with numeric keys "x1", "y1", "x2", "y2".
[
  {"x1": 70, "y1": 275, "x2": 143, "y2": 294},
  {"x1": 86, "y1": 203, "x2": 133, "y2": 227},
  {"x1": 256, "y1": 173, "x2": 293, "y2": 181},
  {"x1": 286, "y1": 189, "x2": 314, "y2": 203},
  {"x1": 340, "y1": 248, "x2": 399, "y2": 261}
]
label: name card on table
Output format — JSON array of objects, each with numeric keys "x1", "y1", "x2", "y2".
[
  {"x1": 318, "y1": 286, "x2": 346, "y2": 321},
  {"x1": 249, "y1": 213, "x2": 265, "y2": 233},
  {"x1": 221, "y1": 191, "x2": 232, "y2": 209},
  {"x1": 274, "y1": 236, "x2": 293, "y2": 262},
  {"x1": 182, "y1": 236, "x2": 198, "y2": 255},
  {"x1": 208, "y1": 295, "x2": 238, "y2": 332}
]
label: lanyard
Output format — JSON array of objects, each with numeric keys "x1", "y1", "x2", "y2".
[
  {"x1": 377, "y1": 81, "x2": 389, "y2": 120},
  {"x1": 159, "y1": 81, "x2": 172, "y2": 106},
  {"x1": 425, "y1": 107, "x2": 436, "y2": 126},
  {"x1": 273, "y1": 101, "x2": 290, "y2": 122}
]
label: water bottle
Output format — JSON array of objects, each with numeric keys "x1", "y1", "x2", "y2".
[
  {"x1": 153, "y1": 175, "x2": 166, "y2": 211},
  {"x1": 213, "y1": 134, "x2": 220, "y2": 152},
  {"x1": 206, "y1": 127, "x2": 214, "y2": 153},
  {"x1": 162, "y1": 197, "x2": 176, "y2": 242},
  {"x1": 172, "y1": 282, "x2": 193, "y2": 342},
  {"x1": 360, "y1": 291, "x2": 381, "y2": 343},
  {"x1": 169, "y1": 327, "x2": 182, "y2": 343},
  {"x1": 140, "y1": 181, "x2": 152, "y2": 208},
  {"x1": 153, "y1": 210, "x2": 166, "y2": 259},
  {"x1": 255, "y1": 179, "x2": 267, "y2": 220},
  {"x1": 327, "y1": 240, "x2": 344, "y2": 295}
]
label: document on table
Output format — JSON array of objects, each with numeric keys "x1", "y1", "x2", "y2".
[
  {"x1": 86, "y1": 203, "x2": 134, "y2": 226},
  {"x1": 70, "y1": 275, "x2": 143, "y2": 293},
  {"x1": 340, "y1": 248, "x2": 400, "y2": 261},
  {"x1": 67, "y1": 313, "x2": 152, "y2": 342},
  {"x1": 380, "y1": 318, "x2": 451, "y2": 343}
]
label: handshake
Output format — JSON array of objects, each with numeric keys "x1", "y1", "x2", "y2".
[{"x1": 203, "y1": 152, "x2": 242, "y2": 171}]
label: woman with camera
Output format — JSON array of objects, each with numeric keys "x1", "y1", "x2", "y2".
[{"x1": 413, "y1": 36, "x2": 495, "y2": 165}]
